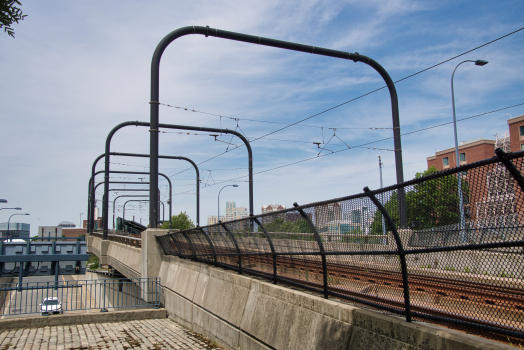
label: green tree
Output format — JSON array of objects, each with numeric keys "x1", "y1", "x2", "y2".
[
  {"x1": 1, "y1": 0, "x2": 27, "y2": 38},
  {"x1": 161, "y1": 211, "x2": 195, "y2": 230},
  {"x1": 258, "y1": 218, "x2": 312, "y2": 233},
  {"x1": 370, "y1": 166, "x2": 468, "y2": 234}
]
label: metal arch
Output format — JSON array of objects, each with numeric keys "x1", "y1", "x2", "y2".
[
  {"x1": 111, "y1": 194, "x2": 149, "y2": 231},
  {"x1": 89, "y1": 152, "x2": 199, "y2": 232},
  {"x1": 101, "y1": 121, "x2": 253, "y2": 239},
  {"x1": 89, "y1": 170, "x2": 173, "y2": 230},
  {"x1": 149, "y1": 25, "x2": 406, "y2": 230},
  {"x1": 88, "y1": 169, "x2": 173, "y2": 230}
]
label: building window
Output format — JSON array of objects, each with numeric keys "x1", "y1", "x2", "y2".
[
  {"x1": 521, "y1": 144, "x2": 524, "y2": 151},
  {"x1": 520, "y1": 126, "x2": 524, "y2": 136},
  {"x1": 459, "y1": 153, "x2": 466, "y2": 162},
  {"x1": 443, "y1": 157, "x2": 449, "y2": 166}
]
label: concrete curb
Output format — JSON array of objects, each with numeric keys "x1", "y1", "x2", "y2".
[{"x1": 0, "y1": 308, "x2": 167, "y2": 330}]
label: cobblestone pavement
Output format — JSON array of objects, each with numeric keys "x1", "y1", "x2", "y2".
[{"x1": 0, "y1": 318, "x2": 224, "y2": 349}]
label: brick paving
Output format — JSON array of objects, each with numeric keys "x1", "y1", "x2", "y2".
[{"x1": 0, "y1": 318, "x2": 224, "y2": 349}]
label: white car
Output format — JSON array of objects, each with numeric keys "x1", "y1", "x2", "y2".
[{"x1": 40, "y1": 297, "x2": 62, "y2": 315}]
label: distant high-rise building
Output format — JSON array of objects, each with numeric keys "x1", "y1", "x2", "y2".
[
  {"x1": 236, "y1": 206, "x2": 248, "y2": 220},
  {"x1": 207, "y1": 215, "x2": 224, "y2": 226},
  {"x1": 223, "y1": 202, "x2": 249, "y2": 221},
  {"x1": 314, "y1": 202, "x2": 342, "y2": 229}
]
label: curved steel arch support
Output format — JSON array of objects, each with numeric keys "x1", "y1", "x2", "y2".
[
  {"x1": 220, "y1": 222, "x2": 242, "y2": 274},
  {"x1": 180, "y1": 231, "x2": 198, "y2": 260},
  {"x1": 293, "y1": 202, "x2": 328, "y2": 299},
  {"x1": 251, "y1": 215, "x2": 277, "y2": 284},
  {"x1": 150, "y1": 25, "x2": 405, "y2": 230},
  {"x1": 364, "y1": 186, "x2": 412, "y2": 322},
  {"x1": 101, "y1": 121, "x2": 252, "y2": 239},
  {"x1": 198, "y1": 227, "x2": 217, "y2": 265},
  {"x1": 89, "y1": 154, "x2": 195, "y2": 232}
]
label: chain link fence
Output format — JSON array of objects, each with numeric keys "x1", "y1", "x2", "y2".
[{"x1": 157, "y1": 148, "x2": 524, "y2": 342}]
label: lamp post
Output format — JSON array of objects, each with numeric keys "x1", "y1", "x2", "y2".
[
  {"x1": 0, "y1": 207, "x2": 21, "y2": 211},
  {"x1": 7, "y1": 213, "x2": 29, "y2": 241},
  {"x1": 451, "y1": 59, "x2": 488, "y2": 242},
  {"x1": 218, "y1": 185, "x2": 239, "y2": 223}
]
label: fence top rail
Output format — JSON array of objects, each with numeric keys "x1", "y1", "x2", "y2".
[
  {"x1": 1, "y1": 237, "x2": 85, "y2": 241},
  {"x1": 91, "y1": 233, "x2": 141, "y2": 241},
  {"x1": 0, "y1": 277, "x2": 159, "y2": 286}
]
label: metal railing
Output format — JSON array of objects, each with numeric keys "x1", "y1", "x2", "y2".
[
  {"x1": 91, "y1": 233, "x2": 142, "y2": 248},
  {"x1": 156, "y1": 149, "x2": 524, "y2": 342},
  {"x1": 0, "y1": 277, "x2": 159, "y2": 316}
]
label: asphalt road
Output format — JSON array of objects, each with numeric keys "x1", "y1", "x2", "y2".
[
  {"x1": 0, "y1": 275, "x2": 83, "y2": 319},
  {"x1": 0, "y1": 273, "x2": 152, "y2": 318}
]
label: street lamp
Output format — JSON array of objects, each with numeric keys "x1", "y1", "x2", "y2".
[
  {"x1": 451, "y1": 59, "x2": 488, "y2": 242},
  {"x1": 0, "y1": 207, "x2": 21, "y2": 211},
  {"x1": 218, "y1": 185, "x2": 239, "y2": 223},
  {"x1": 7, "y1": 213, "x2": 30, "y2": 241},
  {"x1": 0, "y1": 199, "x2": 7, "y2": 203}
]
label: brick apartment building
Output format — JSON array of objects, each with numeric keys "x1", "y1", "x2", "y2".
[
  {"x1": 427, "y1": 114, "x2": 524, "y2": 169},
  {"x1": 427, "y1": 138, "x2": 496, "y2": 170},
  {"x1": 426, "y1": 114, "x2": 524, "y2": 228},
  {"x1": 261, "y1": 204, "x2": 286, "y2": 224}
]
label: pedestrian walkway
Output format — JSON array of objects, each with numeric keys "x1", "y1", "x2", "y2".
[{"x1": 0, "y1": 318, "x2": 224, "y2": 349}]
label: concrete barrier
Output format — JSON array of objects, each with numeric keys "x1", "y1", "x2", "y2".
[
  {"x1": 106, "y1": 240, "x2": 142, "y2": 279},
  {"x1": 159, "y1": 256, "x2": 513, "y2": 350},
  {"x1": 0, "y1": 309, "x2": 167, "y2": 330}
]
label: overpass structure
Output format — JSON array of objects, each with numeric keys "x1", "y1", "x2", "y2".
[
  {"x1": 88, "y1": 230, "x2": 515, "y2": 350},
  {"x1": 88, "y1": 149, "x2": 524, "y2": 350}
]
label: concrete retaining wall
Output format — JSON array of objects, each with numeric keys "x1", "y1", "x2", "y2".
[
  {"x1": 159, "y1": 255, "x2": 513, "y2": 350},
  {"x1": 88, "y1": 236, "x2": 142, "y2": 278},
  {"x1": 106, "y1": 241, "x2": 142, "y2": 279}
]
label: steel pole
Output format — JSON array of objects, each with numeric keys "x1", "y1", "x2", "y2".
[
  {"x1": 378, "y1": 156, "x2": 386, "y2": 237},
  {"x1": 451, "y1": 60, "x2": 487, "y2": 242},
  {"x1": 150, "y1": 25, "x2": 404, "y2": 227}
]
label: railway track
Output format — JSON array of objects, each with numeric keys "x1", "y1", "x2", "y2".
[{"x1": 166, "y1": 238, "x2": 524, "y2": 339}]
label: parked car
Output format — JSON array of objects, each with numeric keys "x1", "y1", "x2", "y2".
[{"x1": 40, "y1": 297, "x2": 62, "y2": 315}]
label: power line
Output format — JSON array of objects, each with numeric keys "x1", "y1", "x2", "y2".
[
  {"x1": 162, "y1": 25, "x2": 524, "y2": 180},
  {"x1": 169, "y1": 102, "x2": 524, "y2": 196},
  {"x1": 159, "y1": 102, "x2": 392, "y2": 130},
  {"x1": 115, "y1": 27, "x2": 524, "y2": 198}
]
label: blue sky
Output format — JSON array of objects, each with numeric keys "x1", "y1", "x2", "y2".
[{"x1": 1, "y1": 0, "x2": 523, "y2": 233}]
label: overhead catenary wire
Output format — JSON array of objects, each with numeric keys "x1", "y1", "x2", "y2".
[
  {"x1": 168, "y1": 102, "x2": 524, "y2": 196},
  {"x1": 157, "y1": 102, "x2": 394, "y2": 131},
  {"x1": 107, "y1": 101, "x2": 524, "y2": 199},
  {"x1": 110, "y1": 27, "x2": 524, "y2": 198},
  {"x1": 158, "y1": 26, "x2": 524, "y2": 180}
]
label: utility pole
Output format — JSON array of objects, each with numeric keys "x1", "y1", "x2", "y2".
[{"x1": 378, "y1": 156, "x2": 386, "y2": 237}]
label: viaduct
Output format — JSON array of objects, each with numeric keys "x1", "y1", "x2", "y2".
[{"x1": 87, "y1": 230, "x2": 509, "y2": 350}]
